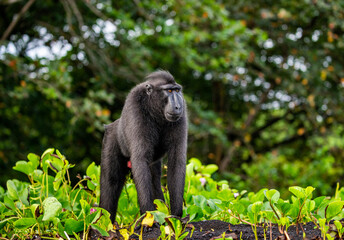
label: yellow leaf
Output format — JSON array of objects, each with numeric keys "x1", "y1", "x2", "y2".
[
  {"x1": 327, "y1": 117, "x2": 333, "y2": 124},
  {"x1": 321, "y1": 70, "x2": 327, "y2": 81},
  {"x1": 142, "y1": 212, "x2": 154, "y2": 227},
  {"x1": 248, "y1": 51, "x2": 255, "y2": 63},
  {"x1": 102, "y1": 109, "x2": 111, "y2": 116},
  {"x1": 249, "y1": 108, "x2": 256, "y2": 116},
  {"x1": 328, "y1": 31, "x2": 334, "y2": 43},
  {"x1": 234, "y1": 140, "x2": 241, "y2": 147},
  {"x1": 320, "y1": 126, "x2": 326, "y2": 134},
  {"x1": 277, "y1": 8, "x2": 291, "y2": 19},
  {"x1": 165, "y1": 225, "x2": 171, "y2": 236},
  {"x1": 65, "y1": 100, "x2": 72, "y2": 108},
  {"x1": 244, "y1": 133, "x2": 251, "y2": 143},
  {"x1": 307, "y1": 95, "x2": 315, "y2": 107},
  {"x1": 297, "y1": 128, "x2": 305, "y2": 136},
  {"x1": 119, "y1": 229, "x2": 130, "y2": 240},
  {"x1": 301, "y1": 79, "x2": 308, "y2": 85},
  {"x1": 96, "y1": 110, "x2": 102, "y2": 117}
]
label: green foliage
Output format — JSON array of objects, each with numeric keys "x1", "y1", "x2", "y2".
[
  {"x1": 239, "y1": 145, "x2": 344, "y2": 196},
  {"x1": 1, "y1": 150, "x2": 344, "y2": 239},
  {"x1": 0, "y1": 149, "x2": 111, "y2": 239},
  {"x1": 334, "y1": 220, "x2": 344, "y2": 239},
  {"x1": 2, "y1": 0, "x2": 344, "y2": 199}
]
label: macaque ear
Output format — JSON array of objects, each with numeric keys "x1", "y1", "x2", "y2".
[{"x1": 146, "y1": 84, "x2": 153, "y2": 95}]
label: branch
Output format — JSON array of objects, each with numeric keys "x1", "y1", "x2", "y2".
[
  {"x1": 219, "y1": 144, "x2": 236, "y2": 172},
  {"x1": 256, "y1": 131, "x2": 309, "y2": 154},
  {"x1": 243, "y1": 83, "x2": 273, "y2": 129},
  {"x1": 68, "y1": 0, "x2": 84, "y2": 30},
  {"x1": 250, "y1": 109, "x2": 305, "y2": 139},
  {"x1": 227, "y1": 212, "x2": 255, "y2": 227},
  {"x1": 1, "y1": 0, "x2": 36, "y2": 41},
  {"x1": 132, "y1": 0, "x2": 153, "y2": 21},
  {"x1": 82, "y1": 0, "x2": 117, "y2": 25}
]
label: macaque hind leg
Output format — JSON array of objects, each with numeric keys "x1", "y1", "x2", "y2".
[
  {"x1": 131, "y1": 156, "x2": 155, "y2": 214},
  {"x1": 100, "y1": 123, "x2": 129, "y2": 223},
  {"x1": 150, "y1": 159, "x2": 164, "y2": 202}
]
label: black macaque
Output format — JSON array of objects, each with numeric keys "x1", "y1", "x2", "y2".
[{"x1": 100, "y1": 70, "x2": 187, "y2": 223}]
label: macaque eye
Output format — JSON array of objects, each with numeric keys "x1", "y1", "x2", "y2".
[
  {"x1": 168, "y1": 89, "x2": 172, "y2": 93},
  {"x1": 176, "y1": 89, "x2": 180, "y2": 93}
]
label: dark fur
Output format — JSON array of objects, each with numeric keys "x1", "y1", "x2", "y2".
[{"x1": 100, "y1": 71, "x2": 187, "y2": 222}]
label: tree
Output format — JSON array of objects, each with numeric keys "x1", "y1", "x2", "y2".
[{"x1": 1, "y1": 0, "x2": 343, "y2": 194}]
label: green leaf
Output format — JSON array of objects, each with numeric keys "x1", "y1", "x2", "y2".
[
  {"x1": 187, "y1": 205, "x2": 203, "y2": 220},
  {"x1": 189, "y1": 158, "x2": 202, "y2": 170},
  {"x1": 86, "y1": 162, "x2": 99, "y2": 177},
  {"x1": 53, "y1": 171, "x2": 63, "y2": 191},
  {"x1": 207, "y1": 199, "x2": 219, "y2": 211},
  {"x1": 326, "y1": 201, "x2": 344, "y2": 220},
  {"x1": 179, "y1": 231, "x2": 189, "y2": 240},
  {"x1": 48, "y1": 155, "x2": 64, "y2": 172},
  {"x1": 4, "y1": 195, "x2": 16, "y2": 210},
  {"x1": 202, "y1": 164, "x2": 218, "y2": 175},
  {"x1": 231, "y1": 202, "x2": 246, "y2": 215},
  {"x1": 57, "y1": 222, "x2": 66, "y2": 237},
  {"x1": 264, "y1": 189, "x2": 280, "y2": 203},
  {"x1": 85, "y1": 210, "x2": 101, "y2": 225},
  {"x1": 151, "y1": 210, "x2": 167, "y2": 225},
  {"x1": 41, "y1": 148, "x2": 55, "y2": 159},
  {"x1": 279, "y1": 216, "x2": 290, "y2": 226},
  {"x1": 56, "y1": 149, "x2": 66, "y2": 162},
  {"x1": 193, "y1": 195, "x2": 207, "y2": 208},
  {"x1": 13, "y1": 218, "x2": 36, "y2": 229},
  {"x1": 80, "y1": 199, "x2": 90, "y2": 217},
  {"x1": 18, "y1": 187, "x2": 29, "y2": 206},
  {"x1": 250, "y1": 201, "x2": 263, "y2": 214},
  {"x1": 91, "y1": 224, "x2": 109, "y2": 237},
  {"x1": 86, "y1": 162, "x2": 99, "y2": 191},
  {"x1": 27, "y1": 153, "x2": 40, "y2": 169},
  {"x1": 305, "y1": 200, "x2": 315, "y2": 212},
  {"x1": 42, "y1": 197, "x2": 62, "y2": 221},
  {"x1": 6, "y1": 180, "x2": 18, "y2": 200},
  {"x1": 334, "y1": 220, "x2": 343, "y2": 231},
  {"x1": 218, "y1": 189, "x2": 234, "y2": 201},
  {"x1": 289, "y1": 186, "x2": 305, "y2": 199},
  {"x1": 186, "y1": 163, "x2": 195, "y2": 178},
  {"x1": 154, "y1": 199, "x2": 170, "y2": 215},
  {"x1": 13, "y1": 161, "x2": 30, "y2": 175},
  {"x1": 305, "y1": 186, "x2": 315, "y2": 198},
  {"x1": 31, "y1": 204, "x2": 40, "y2": 218},
  {"x1": 314, "y1": 196, "x2": 327, "y2": 209},
  {"x1": 165, "y1": 217, "x2": 183, "y2": 236},
  {"x1": 278, "y1": 202, "x2": 291, "y2": 215},
  {"x1": 64, "y1": 219, "x2": 84, "y2": 235}
]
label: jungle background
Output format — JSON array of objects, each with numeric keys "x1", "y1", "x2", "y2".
[{"x1": 1, "y1": 0, "x2": 344, "y2": 197}]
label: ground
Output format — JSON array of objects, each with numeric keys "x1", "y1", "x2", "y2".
[{"x1": 89, "y1": 219, "x2": 332, "y2": 240}]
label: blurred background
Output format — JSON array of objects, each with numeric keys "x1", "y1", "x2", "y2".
[{"x1": 1, "y1": 0, "x2": 344, "y2": 196}]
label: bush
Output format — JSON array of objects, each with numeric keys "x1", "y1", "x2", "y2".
[{"x1": 1, "y1": 149, "x2": 344, "y2": 239}]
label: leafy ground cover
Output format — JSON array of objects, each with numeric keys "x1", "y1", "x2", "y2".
[
  {"x1": 119, "y1": 220, "x2": 323, "y2": 240},
  {"x1": 1, "y1": 149, "x2": 344, "y2": 239}
]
